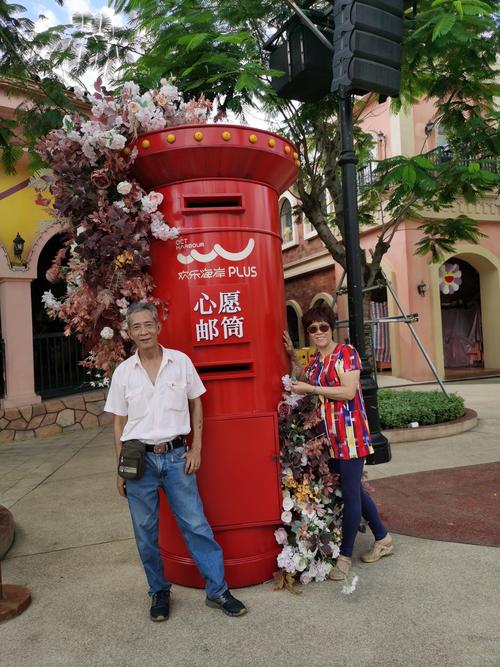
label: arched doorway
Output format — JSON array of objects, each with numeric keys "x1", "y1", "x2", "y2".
[
  {"x1": 440, "y1": 258, "x2": 483, "y2": 375},
  {"x1": 369, "y1": 277, "x2": 392, "y2": 373},
  {"x1": 31, "y1": 235, "x2": 88, "y2": 398}
]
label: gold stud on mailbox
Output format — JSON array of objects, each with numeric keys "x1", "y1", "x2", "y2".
[
  {"x1": 194, "y1": 131, "x2": 204, "y2": 141},
  {"x1": 295, "y1": 159, "x2": 301, "y2": 167},
  {"x1": 284, "y1": 145, "x2": 291, "y2": 155},
  {"x1": 293, "y1": 152, "x2": 298, "y2": 159},
  {"x1": 249, "y1": 134, "x2": 258, "y2": 144},
  {"x1": 166, "y1": 133, "x2": 176, "y2": 144},
  {"x1": 123, "y1": 147, "x2": 131, "y2": 155},
  {"x1": 141, "y1": 139, "x2": 151, "y2": 149},
  {"x1": 222, "y1": 131, "x2": 231, "y2": 141},
  {"x1": 268, "y1": 138, "x2": 276, "y2": 148}
]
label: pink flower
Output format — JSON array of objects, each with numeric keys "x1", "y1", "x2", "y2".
[
  {"x1": 274, "y1": 527, "x2": 288, "y2": 545},
  {"x1": 278, "y1": 401, "x2": 292, "y2": 418},
  {"x1": 300, "y1": 571, "x2": 312, "y2": 585},
  {"x1": 91, "y1": 169, "x2": 111, "y2": 189}
]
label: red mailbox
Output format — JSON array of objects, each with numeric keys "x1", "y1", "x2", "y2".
[{"x1": 133, "y1": 124, "x2": 299, "y2": 587}]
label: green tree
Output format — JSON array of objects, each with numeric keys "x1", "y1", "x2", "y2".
[
  {"x1": 105, "y1": 0, "x2": 499, "y2": 282},
  {"x1": 0, "y1": 1, "x2": 140, "y2": 172}
]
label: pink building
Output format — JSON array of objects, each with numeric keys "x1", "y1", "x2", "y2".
[{"x1": 282, "y1": 99, "x2": 500, "y2": 381}]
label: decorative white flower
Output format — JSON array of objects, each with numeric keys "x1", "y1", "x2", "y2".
[
  {"x1": 309, "y1": 559, "x2": 332, "y2": 582},
  {"x1": 116, "y1": 297, "x2": 129, "y2": 316},
  {"x1": 117, "y1": 181, "x2": 132, "y2": 195},
  {"x1": 277, "y1": 546, "x2": 296, "y2": 573},
  {"x1": 114, "y1": 201, "x2": 130, "y2": 213},
  {"x1": 280, "y1": 510, "x2": 293, "y2": 525},
  {"x1": 100, "y1": 327, "x2": 114, "y2": 340},
  {"x1": 282, "y1": 374, "x2": 293, "y2": 392},
  {"x1": 282, "y1": 496, "x2": 294, "y2": 511},
  {"x1": 141, "y1": 191, "x2": 163, "y2": 213},
  {"x1": 150, "y1": 220, "x2": 180, "y2": 241},
  {"x1": 342, "y1": 574, "x2": 359, "y2": 595},
  {"x1": 128, "y1": 101, "x2": 140, "y2": 113},
  {"x1": 41, "y1": 290, "x2": 61, "y2": 311},
  {"x1": 293, "y1": 553, "x2": 308, "y2": 572},
  {"x1": 122, "y1": 82, "x2": 141, "y2": 97}
]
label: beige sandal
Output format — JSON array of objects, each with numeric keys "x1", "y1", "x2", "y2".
[
  {"x1": 329, "y1": 555, "x2": 351, "y2": 581},
  {"x1": 361, "y1": 536, "x2": 394, "y2": 563}
]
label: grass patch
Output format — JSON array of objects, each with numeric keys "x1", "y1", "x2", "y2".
[{"x1": 378, "y1": 389, "x2": 466, "y2": 430}]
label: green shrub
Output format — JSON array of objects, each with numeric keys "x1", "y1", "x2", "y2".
[{"x1": 378, "y1": 389, "x2": 465, "y2": 429}]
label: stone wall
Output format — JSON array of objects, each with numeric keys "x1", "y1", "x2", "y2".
[{"x1": 0, "y1": 390, "x2": 112, "y2": 442}]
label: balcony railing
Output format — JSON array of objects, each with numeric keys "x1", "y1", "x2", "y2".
[
  {"x1": 33, "y1": 332, "x2": 90, "y2": 399},
  {"x1": 357, "y1": 146, "x2": 498, "y2": 191}
]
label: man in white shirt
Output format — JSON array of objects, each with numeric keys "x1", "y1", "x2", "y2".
[{"x1": 104, "y1": 302, "x2": 247, "y2": 621}]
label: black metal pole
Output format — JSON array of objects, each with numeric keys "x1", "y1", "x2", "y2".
[{"x1": 338, "y1": 88, "x2": 391, "y2": 465}]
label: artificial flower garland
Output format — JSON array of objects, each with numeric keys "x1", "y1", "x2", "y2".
[
  {"x1": 274, "y1": 376, "x2": 347, "y2": 591},
  {"x1": 33, "y1": 80, "x2": 211, "y2": 373}
]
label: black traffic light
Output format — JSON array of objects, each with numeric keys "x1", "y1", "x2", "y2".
[
  {"x1": 268, "y1": 11, "x2": 334, "y2": 102},
  {"x1": 331, "y1": 0, "x2": 405, "y2": 97}
]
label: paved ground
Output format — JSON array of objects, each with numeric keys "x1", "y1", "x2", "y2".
[{"x1": 1, "y1": 379, "x2": 499, "y2": 666}]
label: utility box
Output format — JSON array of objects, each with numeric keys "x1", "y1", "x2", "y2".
[{"x1": 133, "y1": 124, "x2": 299, "y2": 587}]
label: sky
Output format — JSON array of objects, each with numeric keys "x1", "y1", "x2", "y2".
[
  {"x1": 22, "y1": 0, "x2": 124, "y2": 31},
  {"x1": 18, "y1": 0, "x2": 271, "y2": 128}
]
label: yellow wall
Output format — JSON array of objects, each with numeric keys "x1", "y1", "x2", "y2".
[{"x1": 0, "y1": 164, "x2": 52, "y2": 264}]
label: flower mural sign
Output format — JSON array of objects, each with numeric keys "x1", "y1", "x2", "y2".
[{"x1": 439, "y1": 262, "x2": 463, "y2": 295}]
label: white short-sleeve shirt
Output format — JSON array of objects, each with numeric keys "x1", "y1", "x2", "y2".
[{"x1": 104, "y1": 346, "x2": 206, "y2": 443}]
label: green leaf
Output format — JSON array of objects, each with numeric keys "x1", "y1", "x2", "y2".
[
  {"x1": 432, "y1": 14, "x2": 457, "y2": 41},
  {"x1": 413, "y1": 156, "x2": 435, "y2": 169},
  {"x1": 402, "y1": 164, "x2": 417, "y2": 189}
]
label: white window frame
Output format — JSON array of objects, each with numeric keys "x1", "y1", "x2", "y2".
[{"x1": 279, "y1": 194, "x2": 298, "y2": 249}]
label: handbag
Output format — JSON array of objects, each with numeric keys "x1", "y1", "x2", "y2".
[{"x1": 118, "y1": 440, "x2": 146, "y2": 480}]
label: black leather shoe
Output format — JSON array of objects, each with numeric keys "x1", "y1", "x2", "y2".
[
  {"x1": 206, "y1": 589, "x2": 247, "y2": 617},
  {"x1": 150, "y1": 590, "x2": 170, "y2": 622}
]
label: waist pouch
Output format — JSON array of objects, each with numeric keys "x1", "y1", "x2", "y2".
[{"x1": 118, "y1": 440, "x2": 146, "y2": 480}]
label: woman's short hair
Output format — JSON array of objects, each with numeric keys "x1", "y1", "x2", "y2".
[{"x1": 302, "y1": 303, "x2": 337, "y2": 331}]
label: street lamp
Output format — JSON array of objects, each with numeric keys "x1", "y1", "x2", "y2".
[{"x1": 12, "y1": 233, "x2": 25, "y2": 262}]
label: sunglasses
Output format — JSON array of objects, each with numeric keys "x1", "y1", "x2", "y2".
[{"x1": 307, "y1": 323, "x2": 330, "y2": 334}]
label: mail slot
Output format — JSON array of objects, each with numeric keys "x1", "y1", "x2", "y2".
[{"x1": 133, "y1": 124, "x2": 299, "y2": 587}]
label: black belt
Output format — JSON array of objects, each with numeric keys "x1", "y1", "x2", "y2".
[{"x1": 145, "y1": 436, "x2": 186, "y2": 453}]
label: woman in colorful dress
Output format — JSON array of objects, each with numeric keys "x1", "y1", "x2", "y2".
[{"x1": 283, "y1": 303, "x2": 393, "y2": 580}]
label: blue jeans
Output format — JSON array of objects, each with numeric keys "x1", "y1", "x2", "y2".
[
  {"x1": 125, "y1": 447, "x2": 227, "y2": 599},
  {"x1": 331, "y1": 457, "x2": 388, "y2": 558}
]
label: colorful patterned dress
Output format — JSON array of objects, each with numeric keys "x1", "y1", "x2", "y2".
[{"x1": 305, "y1": 343, "x2": 374, "y2": 460}]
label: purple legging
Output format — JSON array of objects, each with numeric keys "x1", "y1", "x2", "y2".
[{"x1": 331, "y1": 457, "x2": 388, "y2": 558}]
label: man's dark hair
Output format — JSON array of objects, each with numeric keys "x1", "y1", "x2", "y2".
[
  {"x1": 126, "y1": 302, "x2": 158, "y2": 326},
  {"x1": 302, "y1": 303, "x2": 337, "y2": 331}
]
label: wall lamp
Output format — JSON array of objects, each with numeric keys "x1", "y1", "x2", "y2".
[
  {"x1": 417, "y1": 280, "x2": 428, "y2": 297},
  {"x1": 13, "y1": 233, "x2": 25, "y2": 261}
]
